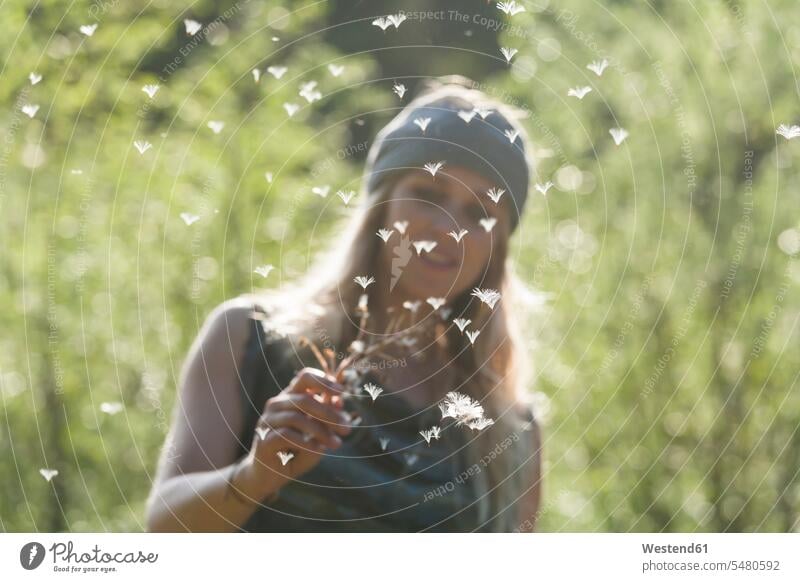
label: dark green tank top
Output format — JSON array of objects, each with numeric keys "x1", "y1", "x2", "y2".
[{"x1": 235, "y1": 303, "x2": 503, "y2": 532}]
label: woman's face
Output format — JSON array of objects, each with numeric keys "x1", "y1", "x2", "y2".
[{"x1": 378, "y1": 165, "x2": 511, "y2": 302}]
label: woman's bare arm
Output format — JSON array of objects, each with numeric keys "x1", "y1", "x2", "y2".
[{"x1": 144, "y1": 297, "x2": 276, "y2": 532}]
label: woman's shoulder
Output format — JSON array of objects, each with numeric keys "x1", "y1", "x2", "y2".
[
  {"x1": 513, "y1": 400, "x2": 536, "y2": 424},
  {"x1": 233, "y1": 292, "x2": 273, "y2": 318},
  {"x1": 511, "y1": 397, "x2": 541, "y2": 442},
  {"x1": 214, "y1": 293, "x2": 289, "y2": 329},
  {"x1": 195, "y1": 294, "x2": 286, "y2": 364},
  {"x1": 193, "y1": 296, "x2": 258, "y2": 355},
  {"x1": 230, "y1": 293, "x2": 315, "y2": 367},
  {"x1": 235, "y1": 292, "x2": 302, "y2": 340}
]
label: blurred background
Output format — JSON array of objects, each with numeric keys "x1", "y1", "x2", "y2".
[{"x1": 1, "y1": 0, "x2": 799, "y2": 532}]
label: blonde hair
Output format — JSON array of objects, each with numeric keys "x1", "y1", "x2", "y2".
[{"x1": 247, "y1": 80, "x2": 541, "y2": 531}]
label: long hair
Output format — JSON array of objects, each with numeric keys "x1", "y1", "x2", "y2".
[{"x1": 246, "y1": 80, "x2": 541, "y2": 531}]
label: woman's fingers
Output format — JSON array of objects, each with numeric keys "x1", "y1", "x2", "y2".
[
  {"x1": 268, "y1": 394, "x2": 352, "y2": 437},
  {"x1": 261, "y1": 411, "x2": 342, "y2": 448},
  {"x1": 330, "y1": 394, "x2": 345, "y2": 409},
  {"x1": 286, "y1": 368, "x2": 345, "y2": 400},
  {"x1": 267, "y1": 426, "x2": 325, "y2": 454}
]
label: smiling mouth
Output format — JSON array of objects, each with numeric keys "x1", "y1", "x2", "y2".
[{"x1": 419, "y1": 250, "x2": 458, "y2": 271}]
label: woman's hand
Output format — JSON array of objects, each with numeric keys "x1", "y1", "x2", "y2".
[{"x1": 235, "y1": 367, "x2": 353, "y2": 500}]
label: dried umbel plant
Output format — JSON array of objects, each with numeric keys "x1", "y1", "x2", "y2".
[
  {"x1": 247, "y1": 291, "x2": 446, "y2": 398},
  {"x1": 296, "y1": 292, "x2": 450, "y2": 397},
  {"x1": 250, "y1": 291, "x2": 496, "y2": 437}
]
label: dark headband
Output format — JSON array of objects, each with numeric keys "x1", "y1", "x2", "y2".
[{"x1": 362, "y1": 87, "x2": 531, "y2": 229}]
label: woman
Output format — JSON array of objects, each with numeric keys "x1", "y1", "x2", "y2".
[{"x1": 145, "y1": 76, "x2": 543, "y2": 532}]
